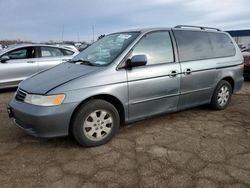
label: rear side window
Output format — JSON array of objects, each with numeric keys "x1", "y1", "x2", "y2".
[
  {"x1": 41, "y1": 47, "x2": 64, "y2": 57},
  {"x1": 174, "y1": 30, "x2": 213, "y2": 62},
  {"x1": 208, "y1": 33, "x2": 235, "y2": 58},
  {"x1": 61, "y1": 49, "x2": 74, "y2": 56}
]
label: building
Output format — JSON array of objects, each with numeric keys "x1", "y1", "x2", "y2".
[{"x1": 227, "y1": 29, "x2": 250, "y2": 49}]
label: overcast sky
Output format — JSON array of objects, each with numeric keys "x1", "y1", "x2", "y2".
[{"x1": 0, "y1": 0, "x2": 250, "y2": 42}]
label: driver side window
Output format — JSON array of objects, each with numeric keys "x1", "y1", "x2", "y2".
[
  {"x1": 8, "y1": 48, "x2": 28, "y2": 59},
  {"x1": 6, "y1": 47, "x2": 35, "y2": 60},
  {"x1": 132, "y1": 31, "x2": 174, "y2": 65}
]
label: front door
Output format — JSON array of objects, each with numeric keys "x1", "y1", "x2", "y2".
[{"x1": 127, "y1": 31, "x2": 181, "y2": 121}]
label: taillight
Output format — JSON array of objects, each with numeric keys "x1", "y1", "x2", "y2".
[{"x1": 243, "y1": 56, "x2": 250, "y2": 65}]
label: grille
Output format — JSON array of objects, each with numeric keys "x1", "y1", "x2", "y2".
[{"x1": 15, "y1": 89, "x2": 27, "y2": 102}]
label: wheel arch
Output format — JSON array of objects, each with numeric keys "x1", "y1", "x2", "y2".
[
  {"x1": 69, "y1": 94, "x2": 125, "y2": 135},
  {"x1": 221, "y1": 76, "x2": 235, "y2": 92}
]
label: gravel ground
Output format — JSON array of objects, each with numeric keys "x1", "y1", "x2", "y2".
[{"x1": 0, "y1": 81, "x2": 250, "y2": 188}]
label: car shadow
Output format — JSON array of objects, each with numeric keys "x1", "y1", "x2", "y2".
[
  {"x1": 13, "y1": 103, "x2": 221, "y2": 148},
  {"x1": 244, "y1": 77, "x2": 250, "y2": 82},
  {"x1": 0, "y1": 87, "x2": 18, "y2": 93},
  {"x1": 20, "y1": 134, "x2": 81, "y2": 148}
]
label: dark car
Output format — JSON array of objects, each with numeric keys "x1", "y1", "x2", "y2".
[{"x1": 243, "y1": 51, "x2": 250, "y2": 79}]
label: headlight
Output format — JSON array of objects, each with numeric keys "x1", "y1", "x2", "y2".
[{"x1": 24, "y1": 94, "x2": 65, "y2": 106}]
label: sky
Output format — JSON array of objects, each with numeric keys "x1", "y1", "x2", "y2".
[{"x1": 0, "y1": 0, "x2": 250, "y2": 43}]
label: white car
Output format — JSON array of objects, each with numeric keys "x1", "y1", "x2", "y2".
[
  {"x1": 0, "y1": 44, "x2": 79, "y2": 89},
  {"x1": 55, "y1": 44, "x2": 79, "y2": 52}
]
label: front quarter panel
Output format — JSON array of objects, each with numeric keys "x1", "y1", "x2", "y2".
[{"x1": 48, "y1": 67, "x2": 129, "y2": 121}]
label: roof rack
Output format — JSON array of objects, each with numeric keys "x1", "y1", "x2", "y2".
[{"x1": 174, "y1": 25, "x2": 221, "y2": 31}]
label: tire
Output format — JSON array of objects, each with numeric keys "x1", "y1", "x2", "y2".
[
  {"x1": 71, "y1": 99, "x2": 120, "y2": 147},
  {"x1": 210, "y1": 80, "x2": 232, "y2": 110}
]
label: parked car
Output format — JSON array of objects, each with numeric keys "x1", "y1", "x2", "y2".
[
  {"x1": 8, "y1": 26, "x2": 244, "y2": 147},
  {"x1": 78, "y1": 43, "x2": 90, "y2": 51},
  {"x1": 55, "y1": 44, "x2": 79, "y2": 52},
  {"x1": 243, "y1": 51, "x2": 250, "y2": 79},
  {"x1": 0, "y1": 44, "x2": 78, "y2": 89}
]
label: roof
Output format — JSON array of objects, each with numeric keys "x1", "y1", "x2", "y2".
[
  {"x1": 112, "y1": 27, "x2": 171, "y2": 34},
  {"x1": 226, "y1": 30, "x2": 250, "y2": 37},
  {"x1": 113, "y1": 26, "x2": 224, "y2": 35},
  {"x1": 0, "y1": 43, "x2": 77, "y2": 55}
]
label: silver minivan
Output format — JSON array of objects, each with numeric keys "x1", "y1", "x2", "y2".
[
  {"x1": 8, "y1": 26, "x2": 244, "y2": 147},
  {"x1": 0, "y1": 44, "x2": 78, "y2": 89}
]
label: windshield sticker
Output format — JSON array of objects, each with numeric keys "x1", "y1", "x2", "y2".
[{"x1": 118, "y1": 34, "x2": 132, "y2": 39}]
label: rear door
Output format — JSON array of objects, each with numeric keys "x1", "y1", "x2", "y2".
[
  {"x1": 0, "y1": 47, "x2": 38, "y2": 87},
  {"x1": 173, "y1": 30, "x2": 216, "y2": 110},
  {"x1": 36, "y1": 46, "x2": 70, "y2": 71},
  {"x1": 127, "y1": 31, "x2": 181, "y2": 121}
]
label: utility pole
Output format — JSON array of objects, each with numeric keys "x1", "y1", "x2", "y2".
[
  {"x1": 62, "y1": 24, "x2": 64, "y2": 43},
  {"x1": 77, "y1": 32, "x2": 80, "y2": 42},
  {"x1": 92, "y1": 25, "x2": 95, "y2": 43}
]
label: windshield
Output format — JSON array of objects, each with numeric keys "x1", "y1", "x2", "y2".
[
  {"x1": 0, "y1": 44, "x2": 23, "y2": 55},
  {"x1": 0, "y1": 47, "x2": 10, "y2": 54},
  {"x1": 71, "y1": 32, "x2": 140, "y2": 66}
]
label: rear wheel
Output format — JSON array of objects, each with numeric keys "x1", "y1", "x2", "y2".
[
  {"x1": 72, "y1": 99, "x2": 120, "y2": 147},
  {"x1": 210, "y1": 80, "x2": 232, "y2": 110}
]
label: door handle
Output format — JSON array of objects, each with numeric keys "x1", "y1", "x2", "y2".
[
  {"x1": 27, "y1": 61, "x2": 35, "y2": 63},
  {"x1": 184, "y1": 68, "x2": 192, "y2": 75},
  {"x1": 169, "y1": 70, "x2": 178, "y2": 78}
]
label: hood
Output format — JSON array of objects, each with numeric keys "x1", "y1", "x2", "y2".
[{"x1": 19, "y1": 63, "x2": 100, "y2": 94}]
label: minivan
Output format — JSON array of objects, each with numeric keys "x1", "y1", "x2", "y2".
[{"x1": 7, "y1": 25, "x2": 244, "y2": 147}]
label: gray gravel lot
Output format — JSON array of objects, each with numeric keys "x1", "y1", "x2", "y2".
[{"x1": 0, "y1": 81, "x2": 250, "y2": 188}]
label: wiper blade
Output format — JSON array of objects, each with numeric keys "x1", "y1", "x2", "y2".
[{"x1": 69, "y1": 59, "x2": 94, "y2": 66}]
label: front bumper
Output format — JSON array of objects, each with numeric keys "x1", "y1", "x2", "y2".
[{"x1": 8, "y1": 98, "x2": 78, "y2": 138}]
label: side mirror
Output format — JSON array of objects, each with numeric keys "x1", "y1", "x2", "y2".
[
  {"x1": 126, "y1": 55, "x2": 147, "y2": 68},
  {"x1": 0, "y1": 55, "x2": 10, "y2": 63}
]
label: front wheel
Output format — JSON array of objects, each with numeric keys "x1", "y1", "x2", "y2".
[
  {"x1": 210, "y1": 80, "x2": 232, "y2": 110},
  {"x1": 71, "y1": 99, "x2": 120, "y2": 147}
]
